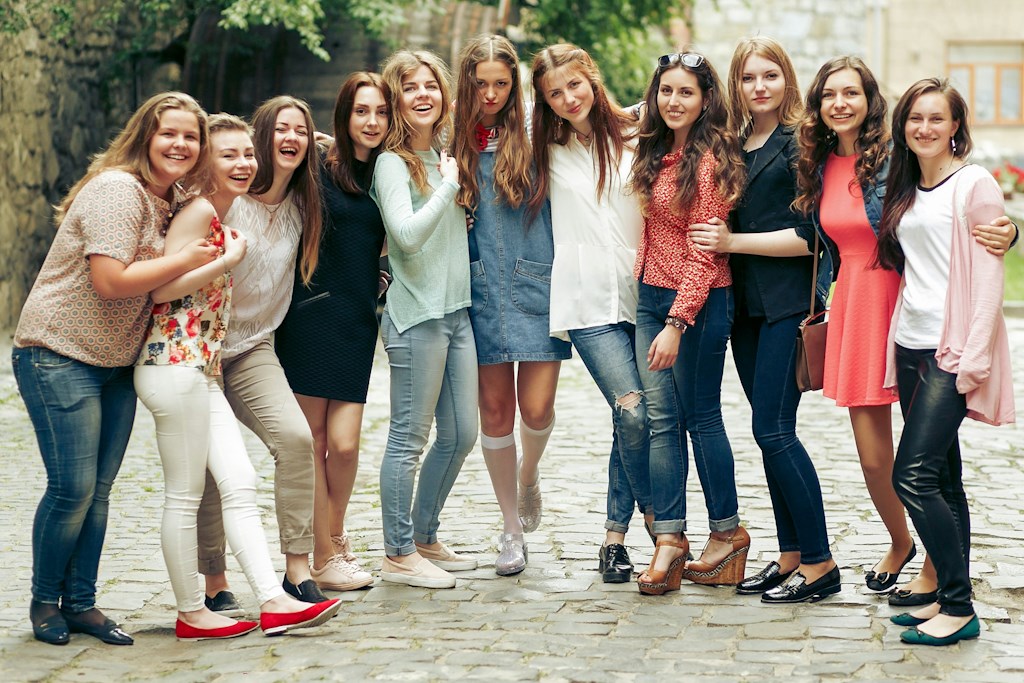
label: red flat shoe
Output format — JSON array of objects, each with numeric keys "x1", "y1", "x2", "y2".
[
  {"x1": 175, "y1": 618, "x2": 259, "y2": 641},
  {"x1": 261, "y1": 598, "x2": 342, "y2": 636}
]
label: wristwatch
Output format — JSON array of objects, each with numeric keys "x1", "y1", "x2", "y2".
[{"x1": 665, "y1": 316, "x2": 687, "y2": 332}]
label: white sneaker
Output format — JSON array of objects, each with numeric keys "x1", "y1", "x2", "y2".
[
  {"x1": 414, "y1": 542, "x2": 479, "y2": 571},
  {"x1": 311, "y1": 554, "x2": 373, "y2": 591},
  {"x1": 331, "y1": 533, "x2": 359, "y2": 563},
  {"x1": 379, "y1": 555, "x2": 456, "y2": 589}
]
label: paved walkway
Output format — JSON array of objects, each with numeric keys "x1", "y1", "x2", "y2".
[{"x1": 1, "y1": 318, "x2": 1023, "y2": 682}]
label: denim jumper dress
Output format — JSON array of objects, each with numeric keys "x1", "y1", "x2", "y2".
[{"x1": 467, "y1": 151, "x2": 571, "y2": 365}]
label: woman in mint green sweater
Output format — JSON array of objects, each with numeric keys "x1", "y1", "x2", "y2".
[{"x1": 370, "y1": 50, "x2": 479, "y2": 589}]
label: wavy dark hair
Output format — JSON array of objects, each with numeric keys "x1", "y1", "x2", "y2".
[
  {"x1": 249, "y1": 95, "x2": 323, "y2": 285},
  {"x1": 793, "y1": 56, "x2": 889, "y2": 216},
  {"x1": 630, "y1": 52, "x2": 746, "y2": 214},
  {"x1": 453, "y1": 34, "x2": 532, "y2": 212},
  {"x1": 326, "y1": 72, "x2": 390, "y2": 194},
  {"x1": 876, "y1": 78, "x2": 972, "y2": 271},
  {"x1": 528, "y1": 43, "x2": 635, "y2": 218}
]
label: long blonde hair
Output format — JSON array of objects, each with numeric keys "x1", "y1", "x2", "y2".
[
  {"x1": 727, "y1": 37, "x2": 803, "y2": 139},
  {"x1": 56, "y1": 91, "x2": 209, "y2": 225},
  {"x1": 381, "y1": 50, "x2": 454, "y2": 195},
  {"x1": 452, "y1": 34, "x2": 532, "y2": 212}
]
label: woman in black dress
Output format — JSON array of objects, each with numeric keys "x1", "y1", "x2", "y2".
[{"x1": 276, "y1": 72, "x2": 390, "y2": 591}]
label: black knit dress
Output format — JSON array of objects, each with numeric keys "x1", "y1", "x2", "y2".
[{"x1": 276, "y1": 160, "x2": 386, "y2": 402}]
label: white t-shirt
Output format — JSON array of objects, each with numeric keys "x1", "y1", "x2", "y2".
[
  {"x1": 894, "y1": 167, "x2": 965, "y2": 349},
  {"x1": 221, "y1": 193, "x2": 302, "y2": 358},
  {"x1": 547, "y1": 137, "x2": 643, "y2": 336}
]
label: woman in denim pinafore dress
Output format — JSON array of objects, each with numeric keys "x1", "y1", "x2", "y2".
[{"x1": 453, "y1": 35, "x2": 571, "y2": 576}]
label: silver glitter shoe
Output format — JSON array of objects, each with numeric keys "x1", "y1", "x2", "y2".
[
  {"x1": 518, "y1": 477, "x2": 542, "y2": 533},
  {"x1": 495, "y1": 533, "x2": 528, "y2": 576}
]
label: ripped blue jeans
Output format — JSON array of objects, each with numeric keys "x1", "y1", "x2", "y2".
[
  {"x1": 635, "y1": 283, "x2": 739, "y2": 535},
  {"x1": 569, "y1": 323, "x2": 651, "y2": 533}
]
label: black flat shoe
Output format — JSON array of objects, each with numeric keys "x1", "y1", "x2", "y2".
[
  {"x1": 598, "y1": 543, "x2": 634, "y2": 583},
  {"x1": 761, "y1": 566, "x2": 841, "y2": 604},
  {"x1": 736, "y1": 561, "x2": 795, "y2": 595},
  {"x1": 888, "y1": 588, "x2": 938, "y2": 607},
  {"x1": 865, "y1": 543, "x2": 916, "y2": 592},
  {"x1": 205, "y1": 590, "x2": 245, "y2": 617},
  {"x1": 283, "y1": 576, "x2": 329, "y2": 603},
  {"x1": 30, "y1": 601, "x2": 69, "y2": 646},
  {"x1": 61, "y1": 608, "x2": 133, "y2": 645}
]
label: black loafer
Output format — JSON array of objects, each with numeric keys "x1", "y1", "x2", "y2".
[
  {"x1": 598, "y1": 544, "x2": 634, "y2": 583},
  {"x1": 865, "y1": 543, "x2": 916, "y2": 592},
  {"x1": 736, "y1": 561, "x2": 794, "y2": 595},
  {"x1": 204, "y1": 590, "x2": 245, "y2": 617},
  {"x1": 283, "y1": 576, "x2": 329, "y2": 603},
  {"x1": 61, "y1": 608, "x2": 133, "y2": 645},
  {"x1": 30, "y1": 601, "x2": 69, "y2": 645},
  {"x1": 761, "y1": 566, "x2": 841, "y2": 604},
  {"x1": 888, "y1": 589, "x2": 938, "y2": 607}
]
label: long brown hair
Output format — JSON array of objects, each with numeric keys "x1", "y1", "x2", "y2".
[
  {"x1": 56, "y1": 91, "x2": 209, "y2": 225},
  {"x1": 630, "y1": 53, "x2": 746, "y2": 214},
  {"x1": 793, "y1": 56, "x2": 889, "y2": 216},
  {"x1": 453, "y1": 34, "x2": 532, "y2": 212},
  {"x1": 528, "y1": 43, "x2": 634, "y2": 217},
  {"x1": 327, "y1": 72, "x2": 390, "y2": 194},
  {"x1": 727, "y1": 37, "x2": 803, "y2": 139},
  {"x1": 248, "y1": 95, "x2": 323, "y2": 285},
  {"x1": 380, "y1": 50, "x2": 454, "y2": 195},
  {"x1": 876, "y1": 78, "x2": 972, "y2": 271}
]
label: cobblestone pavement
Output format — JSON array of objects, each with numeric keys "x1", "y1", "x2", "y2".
[{"x1": 1, "y1": 318, "x2": 1023, "y2": 683}]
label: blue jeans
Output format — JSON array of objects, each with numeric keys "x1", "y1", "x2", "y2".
[
  {"x1": 12, "y1": 347, "x2": 137, "y2": 611},
  {"x1": 379, "y1": 309, "x2": 479, "y2": 557},
  {"x1": 569, "y1": 323, "x2": 651, "y2": 533},
  {"x1": 732, "y1": 312, "x2": 832, "y2": 563},
  {"x1": 635, "y1": 284, "x2": 739, "y2": 534}
]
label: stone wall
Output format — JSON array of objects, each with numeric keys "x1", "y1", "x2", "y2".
[{"x1": 0, "y1": 6, "x2": 133, "y2": 331}]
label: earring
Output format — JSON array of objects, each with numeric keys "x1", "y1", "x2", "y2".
[{"x1": 951, "y1": 137, "x2": 957, "y2": 154}]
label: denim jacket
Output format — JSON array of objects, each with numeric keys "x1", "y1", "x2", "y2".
[{"x1": 796, "y1": 152, "x2": 890, "y2": 307}]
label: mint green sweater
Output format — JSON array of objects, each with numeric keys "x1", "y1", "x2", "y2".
[{"x1": 370, "y1": 149, "x2": 470, "y2": 333}]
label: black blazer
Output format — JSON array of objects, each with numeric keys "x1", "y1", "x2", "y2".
[{"x1": 730, "y1": 124, "x2": 816, "y2": 322}]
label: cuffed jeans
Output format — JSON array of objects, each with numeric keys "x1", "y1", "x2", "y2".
[
  {"x1": 732, "y1": 312, "x2": 831, "y2": 563},
  {"x1": 198, "y1": 339, "x2": 316, "y2": 573},
  {"x1": 569, "y1": 322, "x2": 651, "y2": 533},
  {"x1": 136, "y1": 366, "x2": 284, "y2": 611},
  {"x1": 12, "y1": 347, "x2": 136, "y2": 612},
  {"x1": 635, "y1": 284, "x2": 739, "y2": 535},
  {"x1": 379, "y1": 309, "x2": 479, "y2": 557},
  {"x1": 893, "y1": 345, "x2": 973, "y2": 617}
]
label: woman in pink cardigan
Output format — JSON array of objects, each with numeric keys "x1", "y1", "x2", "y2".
[{"x1": 876, "y1": 78, "x2": 1015, "y2": 647}]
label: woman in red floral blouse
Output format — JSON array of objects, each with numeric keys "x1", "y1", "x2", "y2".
[{"x1": 629, "y1": 51, "x2": 748, "y2": 595}]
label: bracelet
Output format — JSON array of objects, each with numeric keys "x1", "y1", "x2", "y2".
[{"x1": 665, "y1": 316, "x2": 687, "y2": 332}]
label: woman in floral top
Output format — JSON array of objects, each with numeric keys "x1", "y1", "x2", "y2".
[
  {"x1": 629, "y1": 52, "x2": 748, "y2": 595},
  {"x1": 134, "y1": 114, "x2": 340, "y2": 640}
]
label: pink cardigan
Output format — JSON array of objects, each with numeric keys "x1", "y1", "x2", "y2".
[{"x1": 884, "y1": 165, "x2": 1016, "y2": 426}]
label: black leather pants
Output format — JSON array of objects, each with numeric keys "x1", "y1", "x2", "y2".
[{"x1": 892, "y1": 345, "x2": 973, "y2": 617}]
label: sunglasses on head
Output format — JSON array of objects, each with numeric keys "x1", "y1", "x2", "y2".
[{"x1": 658, "y1": 53, "x2": 705, "y2": 69}]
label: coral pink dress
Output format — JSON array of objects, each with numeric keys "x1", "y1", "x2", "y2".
[{"x1": 819, "y1": 153, "x2": 899, "y2": 407}]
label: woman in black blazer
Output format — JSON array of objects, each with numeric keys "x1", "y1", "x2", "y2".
[{"x1": 690, "y1": 37, "x2": 839, "y2": 604}]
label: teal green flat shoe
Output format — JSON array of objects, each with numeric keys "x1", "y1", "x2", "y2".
[
  {"x1": 890, "y1": 612, "x2": 928, "y2": 627},
  {"x1": 900, "y1": 614, "x2": 980, "y2": 646}
]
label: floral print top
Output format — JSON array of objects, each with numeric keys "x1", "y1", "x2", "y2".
[{"x1": 137, "y1": 216, "x2": 232, "y2": 375}]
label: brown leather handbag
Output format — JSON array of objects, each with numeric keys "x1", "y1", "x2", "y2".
[{"x1": 795, "y1": 231, "x2": 827, "y2": 392}]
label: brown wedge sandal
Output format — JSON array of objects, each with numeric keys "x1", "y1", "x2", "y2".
[
  {"x1": 682, "y1": 525, "x2": 751, "y2": 586},
  {"x1": 637, "y1": 537, "x2": 690, "y2": 596}
]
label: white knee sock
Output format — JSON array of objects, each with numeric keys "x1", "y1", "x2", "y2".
[
  {"x1": 518, "y1": 415, "x2": 555, "y2": 487},
  {"x1": 480, "y1": 432, "x2": 522, "y2": 534}
]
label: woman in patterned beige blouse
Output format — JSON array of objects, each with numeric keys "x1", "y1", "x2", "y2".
[{"x1": 12, "y1": 92, "x2": 218, "y2": 646}]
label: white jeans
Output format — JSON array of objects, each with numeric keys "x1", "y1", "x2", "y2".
[{"x1": 134, "y1": 365, "x2": 284, "y2": 611}]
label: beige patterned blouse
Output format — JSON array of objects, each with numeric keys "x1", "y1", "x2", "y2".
[{"x1": 14, "y1": 170, "x2": 174, "y2": 367}]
